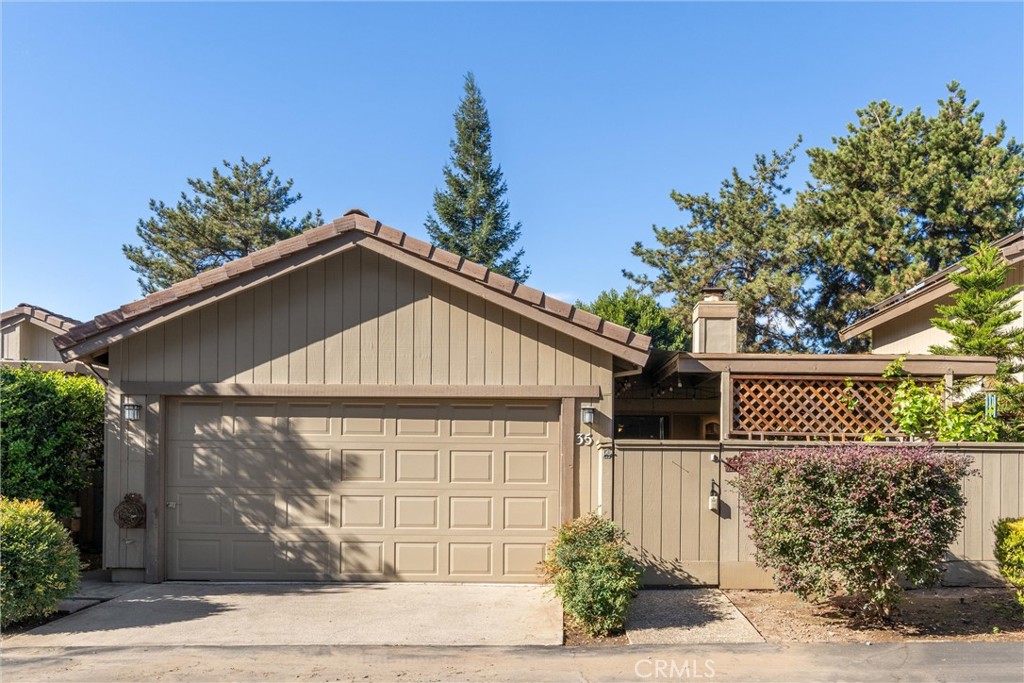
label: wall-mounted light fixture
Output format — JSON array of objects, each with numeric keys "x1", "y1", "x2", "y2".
[
  {"x1": 122, "y1": 402, "x2": 142, "y2": 422},
  {"x1": 581, "y1": 407, "x2": 596, "y2": 425}
]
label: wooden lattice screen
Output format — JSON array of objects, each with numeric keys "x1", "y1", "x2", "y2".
[{"x1": 730, "y1": 374, "x2": 938, "y2": 440}]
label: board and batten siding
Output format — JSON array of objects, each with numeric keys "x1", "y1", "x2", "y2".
[
  {"x1": 1, "y1": 321, "x2": 65, "y2": 363},
  {"x1": 103, "y1": 248, "x2": 615, "y2": 572}
]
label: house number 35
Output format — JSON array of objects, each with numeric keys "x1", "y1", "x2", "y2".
[{"x1": 575, "y1": 433, "x2": 594, "y2": 446}]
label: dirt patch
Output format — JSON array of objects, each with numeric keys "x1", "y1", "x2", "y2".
[
  {"x1": 563, "y1": 621, "x2": 630, "y2": 647},
  {"x1": 725, "y1": 587, "x2": 1024, "y2": 643}
]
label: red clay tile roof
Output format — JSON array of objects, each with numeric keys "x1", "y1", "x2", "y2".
[
  {"x1": 1, "y1": 303, "x2": 81, "y2": 333},
  {"x1": 54, "y1": 211, "x2": 652, "y2": 360}
]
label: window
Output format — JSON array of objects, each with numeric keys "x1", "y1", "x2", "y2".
[{"x1": 615, "y1": 415, "x2": 666, "y2": 440}]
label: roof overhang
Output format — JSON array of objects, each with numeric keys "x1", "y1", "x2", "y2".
[
  {"x1": 55, "y1": 212, "x2": 652, "y2": 368},
  {"x1": 840, "y1": 231, "x2": 1024, "y2": 341},
  {"x1": 651, "y1": 352, "x2": 997, "y2": 386}
]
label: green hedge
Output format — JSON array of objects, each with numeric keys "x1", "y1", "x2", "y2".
[
  {"x1": 542, "y1": 513, "x2": 641, "y2": 637},
  {"x1": 1, "y1": 497, "x2": 80, "y2": 627},
  {"x1": 994, "y1": 518, "x2": 1024, "y2": 613},
  {"x1": 0, "y1": 365, "x2": 104, "y2": 517}
]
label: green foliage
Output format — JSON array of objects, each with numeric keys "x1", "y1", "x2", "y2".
[
  {"x1": 883, "y1": 358, "x2": 1000, "y2": 442},
  {"x1": 994, "y1": 518, "x2": 1024, "y2": 613},
  {"x1": 0, "y1": 366, "x2": 105, "y2": 517},
  {"x1": 123, "y1": 156, "x2": 322, "y2": 294},
  {"x1": 1, "y1": 497, "x2": 80, "y2": 627},
  {"x1": 729, "y1": 445, "x2": 973, "y2": 620},
  {"x1": 577, "y1": 288, "x2": 686, "y2": 350},
  {"x1": 929, "y1": 242, "x2": 1024, "y2": 440},
  {"x1": 627, "y1": 141, "x2": 808, "y2": 352},
  {"x1": 799, "y1": 83, "x2": 1024, "y2": 351},
  {"x1": 542, "y1": 513, "x2": 641, "y2": 636},
  {"x1": 426, "y1": 73, "x2": 529, "y2": 282}
]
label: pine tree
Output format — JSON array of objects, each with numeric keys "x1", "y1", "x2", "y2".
[
  {"x1": 123, "y1": 156, "x2": 322, "y2": 294},
  {"x1": 799, "y1": 83, "x2": 1024, "y2": 351},
  {"x1": 929, "y1": 242, "x2": 1024, "y2": 439},
  {"x1": 425, "y1": 73, "x2": 529, "y2": 282},
  {"x1": 627, "y1": 141, "x2": 808, "y2": 352}
]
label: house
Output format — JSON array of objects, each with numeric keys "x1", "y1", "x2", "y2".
[
  {"x1": 55, "y1": 209, "x2": 650, "y2": 583},
  {"x1": 55, "y1": 210, "x2": 1013, "y2": 587},
  {"x1": 839, "y1": 230, "x2": 1023, "y2": 354},
  {"x1": 1, "y1": 303, "x2": 106, "y2": 378}
]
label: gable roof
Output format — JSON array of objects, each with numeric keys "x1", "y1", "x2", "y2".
[
  {"x1": 840, "y1": 230, "x2": 1024, "y2": 341},
  {"x1": 55, "y1": 209, "x2": 652, "y2": 367},
  {"x1": 1, "y1": 303, "x2": 82, "y2": 336}
]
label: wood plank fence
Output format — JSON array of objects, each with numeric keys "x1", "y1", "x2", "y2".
[{"x1": 608, "y1": 440, "x2": 1023, "y2": 589}]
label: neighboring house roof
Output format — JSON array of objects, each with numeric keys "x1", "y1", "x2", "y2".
[
  {"x1": 1, "y1": 303, "x2": 81, "y2": 335},
  {"x1": 55, "y1": 209, "x2": 652, "y2": 367},
  {"x1": 840, "y1": 230, "x2": 1024, "y2": 342}
]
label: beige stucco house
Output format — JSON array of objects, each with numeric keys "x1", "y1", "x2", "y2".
[{"x1": 840, "y1": 231, "x2": 1023, "y2": 354}]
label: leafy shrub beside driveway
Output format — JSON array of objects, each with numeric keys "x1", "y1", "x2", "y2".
[
  {"x1": 0, "y1": 365, "x2": 104, "y2": 517},
  {"x1": 1, "y1": 497, "x2": 80, "y2": 627},
  {"x1": 543, "y1": 513, "x2": 641, "y2": 637},
  {"x1": 994, "y1": 518, "x2": 1024, "y2": 613},
  {"x1": 728, "y1": 445, "x2": 973, "y2": 620}
]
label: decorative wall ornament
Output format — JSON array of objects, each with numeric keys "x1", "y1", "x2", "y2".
[{"x1": 113, "y1": 493, "x2": 146, "y2": 529}]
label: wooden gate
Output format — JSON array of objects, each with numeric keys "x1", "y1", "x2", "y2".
[{"x1": 606, "y1": 441, "x2": 721, "y2": 585}]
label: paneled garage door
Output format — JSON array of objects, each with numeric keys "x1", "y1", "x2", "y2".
[{"x1": 165, "y1": 399, "x2": 560, "y2": 582}]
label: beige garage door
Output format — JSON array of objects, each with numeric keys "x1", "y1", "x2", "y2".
[{"x1": 165, "y1": 399, "x2": 560, "y2": 582}]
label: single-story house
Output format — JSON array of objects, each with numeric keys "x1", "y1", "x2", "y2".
[
  {"x1": 55, "y1": 210, "x2": 1015, "y2": 587},
  {"x1": 2, "y1": 303, "x2": 106, "y2": 378},
  {"x1": 840, "y1": 230, "x2": 1023, "y2": 354}
]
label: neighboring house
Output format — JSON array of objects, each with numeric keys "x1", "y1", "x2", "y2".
[
  {"x1": 1, "y1": 303, "x2": 106, "y2": 378},
  {"x1": 840, "y1": 230, "x2": 1024, "y2": 354},
  {"x1": 55, "y1": 210, "x2": 1011, "y2": 588}
]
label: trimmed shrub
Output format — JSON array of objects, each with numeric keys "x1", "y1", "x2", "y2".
[
  {"x1": 0, "y1": 365, "x2": 104, "y2": 517},
  {"x1": 542, "y1": 513, "x2": 641, "y2": 636},
  {"x1": 994, "y1": 518, "x2": 1024, "y2": 612},
  {"x1": 1, "y1": 497, "x2": 80, "y2": 627},
  {"x1": 728, "y1": 445, "x2": 973, "y2": 620}
]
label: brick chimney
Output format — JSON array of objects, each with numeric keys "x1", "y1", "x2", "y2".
[{"x1": 692, "y1": 287, "x2": 738, "y2": 354}]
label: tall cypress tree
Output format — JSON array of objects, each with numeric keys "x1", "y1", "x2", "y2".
[{"x1": 426, "y1": 73, "x2": 529, "y2": 282}]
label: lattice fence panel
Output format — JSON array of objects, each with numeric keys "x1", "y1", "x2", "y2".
[{"x1": 731, "y1": 375, "x2": 938, "y2": 440}]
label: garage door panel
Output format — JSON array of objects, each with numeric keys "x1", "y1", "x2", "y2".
[{"x1": 166, "y1": 399, "x2": 558, "y2": 582}]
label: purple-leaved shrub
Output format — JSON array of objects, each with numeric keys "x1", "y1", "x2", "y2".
[{"x1": 728, "y1": 445, "x2": 974, "y2": 620}]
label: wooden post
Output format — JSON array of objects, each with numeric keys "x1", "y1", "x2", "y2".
[{"x1": 144, "y1": 395, "x2": 165, "y2": 583}]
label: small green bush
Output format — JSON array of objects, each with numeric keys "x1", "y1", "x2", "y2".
[
  {"x1": 728, "y1": 445, "x2": 973, "y2": 621},
  {"x1": 0, "y1": 365, "x2": 105, "y2": 517},
  {"x1": 1, "y1": 497, "x2": 80, "y2": 627},
  {"x1": 543, "y1": 513, "x2": 641, "y2": 636},
  {"x1": 994, "y1": 518, "x2": 1024, "y2": 612}
]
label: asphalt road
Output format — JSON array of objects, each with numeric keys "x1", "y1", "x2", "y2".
[{"x1": 3, "y1": 642, "x2": 1022, "y2": 682}]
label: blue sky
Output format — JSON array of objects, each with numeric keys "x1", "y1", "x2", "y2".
[{"x1": 3, "y1": 2, "x2": 1022, "y2": 322}]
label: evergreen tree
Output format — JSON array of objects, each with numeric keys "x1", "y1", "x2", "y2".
[
  {"x1": 799, "y1": 83, "x2": 1024, "y2": 351},
  {"x1": 627, "y1": 141, "x2": 808, "y2": 352},
  {"x1": 123, "y1": 156, "x2": 322, "y2": 294},
  {"x1": 426, "y1": 73, "x2": 529, "y2": 282},
  {"x1": 929, "y1": 242, "x2": 1024, "y2": 439},
  {"x1": 578, "y1": 288, "x2": 687, "y2": 350}
]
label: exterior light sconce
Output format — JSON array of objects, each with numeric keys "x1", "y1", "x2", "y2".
[
  {"x1": 123, "y1": 402, "x2": 142, "y2": 422},
  {"x1": 581, "y1": 407, "x2": 596, "y2": 425}
]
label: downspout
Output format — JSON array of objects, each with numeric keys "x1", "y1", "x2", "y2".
[{"x1": 81, "y1": 358, "x2": 109, "y2": 387}]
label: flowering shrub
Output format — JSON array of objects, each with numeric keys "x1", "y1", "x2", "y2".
[
  {"x1": 542, "y1": 513, "x2": 641, "y2": 636},
  {"x1": 994, "y1": 518, "x2": 1024, "y2": 613},
  {"x1": 728, "y1": 445, "x2": 973, "y2": 620}
]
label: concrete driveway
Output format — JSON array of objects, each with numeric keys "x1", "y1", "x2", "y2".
[{"x1": 5, "y1": 583, "x2": 563, "y2": 647}]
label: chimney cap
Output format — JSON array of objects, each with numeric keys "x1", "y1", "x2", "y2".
[
  {"x1": 343, "y1": 207, "x2": 369, "y2": 217},
  {"x1": 700, "y1": 286, "x2": 728, "y2": 301}
]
